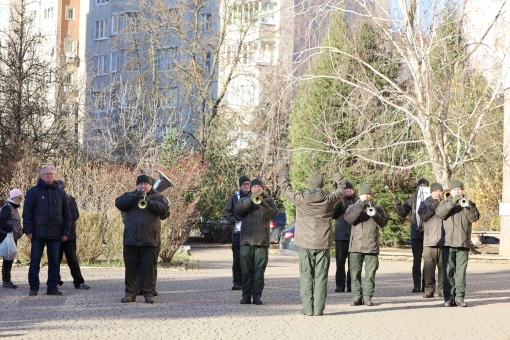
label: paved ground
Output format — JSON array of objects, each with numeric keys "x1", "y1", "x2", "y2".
[{"x1": 0, "y1": 248, "x2": 509, "y2": 340}]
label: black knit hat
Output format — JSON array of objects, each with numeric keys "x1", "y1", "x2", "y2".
[
  {"x1": 308, "y1": 174, "x2": 324, "y2": 189},
  {"x1": 136, "y1": 174, "x2": 153, "y2": 186},
  {"x1": 417, "y1": 178, "x2": 429, "y2": 186},
  {"x1": 430, "y1": 183, "x2": 443, "y2": 192},
  {"x1": 239, "y1": 175, "x2": 251, "y2": 187},
  {"x1": 250, "y1": 178, "x2": 264, "y2": 189},
  {"x1": 345, "y1": 182, "x2": 354, "y2": 190}
]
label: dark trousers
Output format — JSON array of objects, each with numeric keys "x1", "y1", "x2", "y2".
[
  {"x1": 1, "y1": 237, "x2": 17, "y2": 282},
  {"x1": 442, "y1": 246, "x2": 469, "y2": 302},
  {"x1": 423, "y1": 246, "x2": 443, "y2": 295},
  {"x1": 58, "y1": 239, "x2": 85, "y2": 288},
  {"x1": 123, "y1": 245, "x2": 158, "y2": 298},
  {"x1": 240, "y1": 245, "x2": 268, "y2": 298},
  {"x1": 28, "y1": 238, "x2": 61, "y2": 291},
  {"x1": 232, "y1": 234, "x2": 241, "y2": 285},
  {"x1": 350, "y1": 252, "x2": 379, "y2": 300},
  {"x1": 334, "y1": 240, "x2": 350, "y2": 289},
  {"x1": 299, "y1": 248, "x2": 330, "y2": 315},
  {"x1": 136, "y1": 245, "x2": 160, "y2": 293},
  {"x1": 411, "y1": 239, "x2": 425, "y2": 289}
]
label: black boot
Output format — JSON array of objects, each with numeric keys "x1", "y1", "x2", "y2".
[
  {"x1": 335, "y1": 286, "x2": 345, "y2": 293},
  {"x1": 252, "y1": 295, "x2": 263, "y2": 305},
  {"x1": 240, "y1": 296, "x2": 251, "y2": 304}
]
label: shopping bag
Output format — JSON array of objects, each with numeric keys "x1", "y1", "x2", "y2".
[{"x1": 0, "y1": 232, "x2": 17, "y2": 261}]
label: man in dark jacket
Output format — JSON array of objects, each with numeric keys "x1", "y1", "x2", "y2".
[
  {"x1": 23, "y1": 166, "x2": 71, "y2": 296},
  {"x1": 55, "y1": 180, "x2": 89, "y2": 290},
  {"x1": 234, "y1": 178, "x2": 277, "y2": 305},
  {"x1": 436, "y1": 180, "x2": 480, "y2": 307},
  {"x1": 332, "y1": 182, "x2": 358, "y2": 293},
  {"x1": 395, "y1": 178, "x2": 429, "y2": 292},
  {"x1": 417, "y1": 182, "x2": 444, "y2": 298},
  {"x1": 280, "y1": 165, "x2": 345, "y2": 316},
  {"x1": 223, "y1": 175, "x2": 250, "y2": 290},
  {"x1": 115, "y1": 174, "x2": 170, "y2": 304},
  {"x1": 345, "y1": 184, "x2": 387, "y2": 306}
]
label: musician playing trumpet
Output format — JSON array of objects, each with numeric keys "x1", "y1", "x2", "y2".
[
  {"x1": 417, "y1": 183, "x2": 445, "y2": 299},
  {"x1": 344, "y1": 184, "x2": 387, "y2": 306},
  {"x1": 435, "y1": 180, "x2": 480, "y2": 307}
]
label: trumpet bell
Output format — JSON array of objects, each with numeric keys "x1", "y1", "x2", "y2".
[
  {"x1": 460, "y1": 197, "x2": 469, "y2": 208},
  {"x1": 153, "y1": 171, "x2": 176, "y2": 193},
  {"x1": 138, "y1": 199, "x2": 148, "y2": 209},
  {"x1": 253, "y1": 195, "x2": 262, "y2": 205},
  {"x1": 366, "y1": 207, "x2": 376, "y2": 217}
]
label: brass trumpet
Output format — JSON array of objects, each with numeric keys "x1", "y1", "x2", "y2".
[
  {"x1": 251, "y1": 190, "x2": 262, "y2": 205},
  {"x1": 366, "y1": 201, "x2": 376, "y2": 217},
  {"x1": 138, "y1": 192, "x2": 148, "y2": 209}
]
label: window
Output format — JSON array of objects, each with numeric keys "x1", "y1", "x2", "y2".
[
  {"x1": 93, "y1": 55, "x2": 106, "y2": 75},
  {"x1": 65, "y1": 6, "x2": 75, "y2": 20},
  {"x1": 64, "y1": 73, "x2": 73, "y2": 92},
  {"x1": 259, "y1": 41, "x2": 275, "y2": 65},
  {"x1": 157, "y1": 47, "x2": 177, "y2": 71},
  {"x1": 110, "y1": 52, "x2": 117, "y2": 72},
  {"x1": 92, "y1": 91, "x2": 105, "y2": 111},
  {"x1": 28, "y1": 11, "x2": 37, "y2": 26},
  {"x1": 44, "y1": 7, "x2": 54, "y2": 20},
  {"x1": 225, "y1": 45, "x2": 237, "y2": 65},
  {"x1": 94, "y1": 20, "x2": 107, "y2": 40},
  {"x1": 157, "y1": 88, "x2": 178, "y2": 108},
  {"x1": 64, "y1": 39, "x2": 75, "y2": 54},
  {"x1": 121, "y1": 12, "x2": 139, "y2": 32},
  {"x1": 228, "y1": 2, "x2": 276, "y2": 26},
  {"x1": 202, "y1": 51, "x2": 212, "y2": 71},
  {"x1": 118, "y1": 50, "x2": 137, "y2": 71},
  {"x1": 95, "y1": 0, "x2": 109, "y2": 5},
  {"x1": 111, "y1": 14, "x2": 119, "y2": 35},
  {"x1": 201, "y1": 13, "x2": 211, "y2": 32}
]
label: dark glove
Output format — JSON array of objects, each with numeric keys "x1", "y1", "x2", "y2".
[
  {"x1": 394, "y1": 198, "x2": 401, "y2": 206},
  {"x1": 2, "y1": 224, "x2": 14, "y2": 233},
  {"x1": 280, "y1": 164, "x2": 290, "y2": 177},
  {"x1": 228, "y1": 216, "x2": 237, "y2": 224},
  {"x1": 451, "y1": 195, "x2": 462, "y2": 205},
  {"x1": 144, "y1": 195, "x2": 151, "y2": 206},
  {"x1": 259, "y1": 199, "x2": 269, "y2": 208}
]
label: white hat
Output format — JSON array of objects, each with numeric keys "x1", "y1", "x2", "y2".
[{"x1": 9, "y1": 188, "x2": 23, "y2": 198}]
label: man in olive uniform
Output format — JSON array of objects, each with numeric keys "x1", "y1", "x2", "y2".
[
  {"x1": 395, "y1": 178, "x2": 429, "y2": 293},
  {"x1": 417, "y1": 182, "x2": 444, "y2": 298},
  {"x1": 234, "y1": 178, "x2": 278, "y2": 305},
  {"x1": 280, "y1": 165, "x2": 345, "y2": 316},
  {"x1": 223, "y1": 175, "x2": 251, "y2": 290},
  {"x1": 436, "y1": 180, "x2": 480, "y2": 307},
  {"x1": 345, "y1": 184, "x2": 387, "y2": 306},
  {"x1": 332, "y1": 182, "x2": 358, "y2": 293},
  {"x1": 115, "y1": 174, "x2": 170, "y2": 304}
]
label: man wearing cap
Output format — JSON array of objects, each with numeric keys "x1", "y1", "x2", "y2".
[
  {"x1": 332, "y1": 181, "x2": 358, "y2": 293},
  {"x1": 234, "y1": 178, "x2": 277, "y2": 305},
  {"x1": 23, "y1": 165, "x2": 71, "y2": 296},
  {"x1": 345, "y1": 184, "x2": 387, "y2": 306},
  {"x1": 115, "y1": 174, "x2": 170, "y2": 304},
  {"x1": 0, "y1": 189, "x2": 24, "y2": 289},
  {"x1": 280, "y1": 165, "x2": 345, "y2": 316},
  {"x1": 417, "y1": 183, "x2": 444, "y2": 298},
  {"x1": 395, "y1": 178, "x2": 429, "y2": 293},
  {"x1": 223, "y1": 175, "x2": 251, "y2": 290},
  {"x1": 436, "y1": 180, "x2": 480, "y2": 307}
]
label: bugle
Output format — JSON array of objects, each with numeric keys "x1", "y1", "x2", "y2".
[
  {"x1": 366, "y1": 202, "x2": 376, "y2": 217},
  {"x1": 138, "y1": 192, "x2": 148, "y2": 209},
  {"x1": 252, "y1": 193, "x2": 262, "y2": 205}
]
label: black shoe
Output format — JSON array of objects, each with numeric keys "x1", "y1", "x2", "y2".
[
  {"x1": 335, "y1": 286, "x2": 345, "y2": 293},
  {"x1": 76, "y1": 283, "x2": 90, "y2": 290},
  {"x1": 412, "y1": 287, "x2": 420, "y2": 293},
  {"x1": 232, "y1": 285, "x2": 242, "y2": 291},
  {"x1": 145, "y1": 296, "x2": 154, "y2": 304},
  {"x1": 240, "y1": 296, "x2": 251, "y2": 304},
  {"x1": 458, "y1": 300, "x2": 468, "y2": 307},
  {"x1": 47, "y1": 289, "x2": 63, "y2": 296},
  {"x1": 121, "y1": 296, "x2": 136, "y2": 303},
  {"x1": 423, "y1": 293, "x2": 434, "y2": 298},
  {"x1": 29, "y1": 290, "x2": 38, "y2": 296},
  {"x1": 153, "y1": 290, "x2": 158, "y2": 297},
  {"x1": 57, "y1": 281, "x2": 64, "y2": 288},
  {"x1": 252, "y1": 295, "x2": 263, "y2": 305},
  {"x1": 350, "y1": 299, "x2": 362, "y2": 306},
  {"x1": 3, "y1": 281, "x2": 18, "y2": 289},
  {"x1": 443, "y1": 300, "x2": 454, "y2": 307},
  {"x1": 364, "y1": 298, "x2": 374, "y2": 306}
]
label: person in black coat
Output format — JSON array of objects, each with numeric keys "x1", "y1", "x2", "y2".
[
  {"x1": 23, "y1": 166, "x2": 71, "y2": 296},
  {"x1": 55, "y1": 180, "x2": 90, "y2": 290},
  {"x1": 0, "y1": 189, "x2": 24, "y2": 288},
  {"x1": 115, "y1": 174, "x2": 170, "y2": 304}
]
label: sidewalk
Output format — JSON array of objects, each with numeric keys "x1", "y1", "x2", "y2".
[{"x1": 0, "y1": 247, "x2": 509, "y2": 339}]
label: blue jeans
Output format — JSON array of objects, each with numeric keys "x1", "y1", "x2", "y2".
[{"x1": 28, "y1": 238, "x2": 61, "y2": 291}]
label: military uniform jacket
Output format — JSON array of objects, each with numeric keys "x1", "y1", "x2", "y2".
[
  {"x1": 345, "y1": 201, "x2": 388, "y2": 254},
  {"x1": 332, "y1": 194, "x2": 359, "y2": 241},
  {"x1": 417, "y1": 197, "x2": 443, "y2": 247},
  {"x1": 435, "y1": 197, "x2": 480, "y2": 249},
  {"x1": 280, "y1": 173, "x2": 345, "y2": 249},
  {"x1": 234, "y1": 196, "x2": 278, "y2": 247},
  {"x1": 396, "y1": 195, "x2": 423, "y2": 240},
  {"x1": 115, "y1": 189, "x2": 171, "y2": 247}
]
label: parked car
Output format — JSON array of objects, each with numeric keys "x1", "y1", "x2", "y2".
[
  {"x1": 279, "y1": 221, "x2": 300, "y2": 256},
  {"x1": 270, "y1": 211, "x2": 286, "y2": 244}
]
